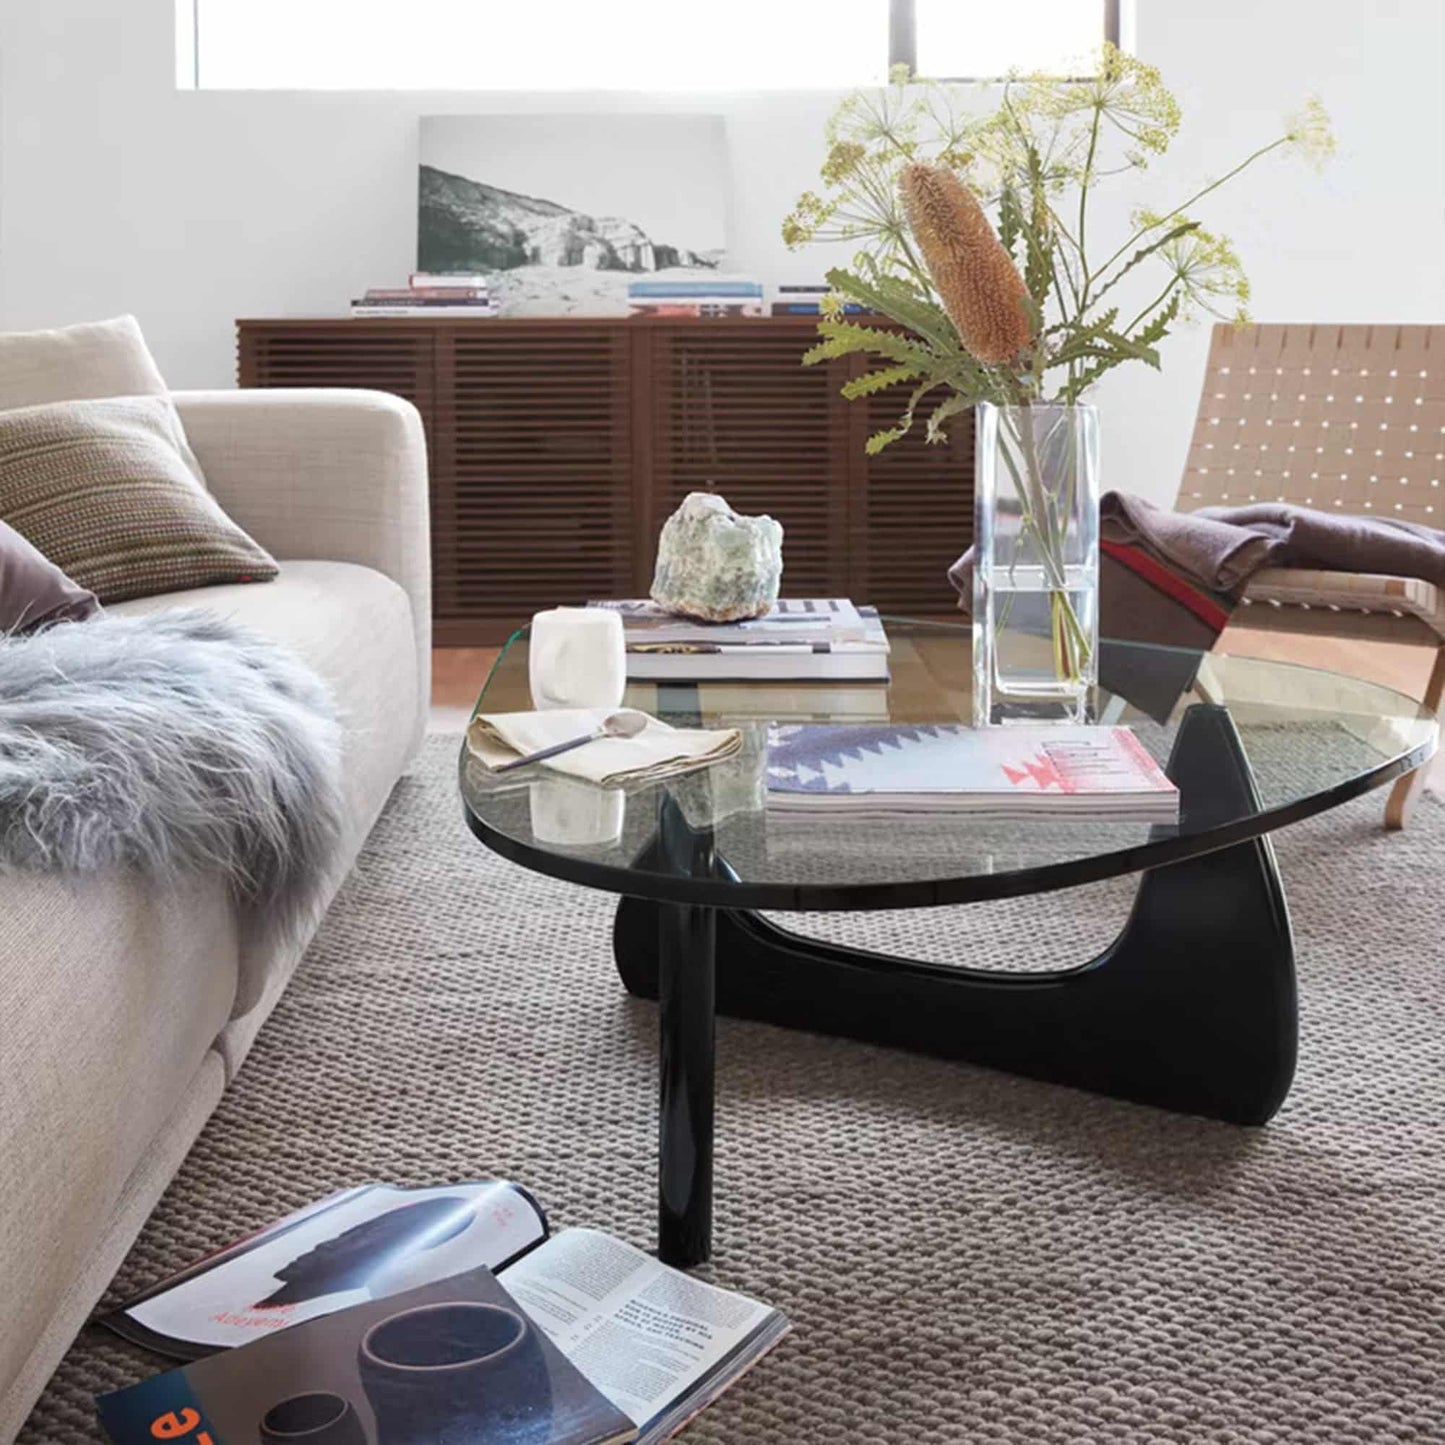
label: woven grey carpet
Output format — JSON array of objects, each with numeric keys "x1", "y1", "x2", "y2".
[{"x1": 21, "y1": 737, "x2": 1445, "y2": 1443}]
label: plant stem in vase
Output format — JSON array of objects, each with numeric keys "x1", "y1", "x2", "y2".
[{"x1": 974, "y1": 403, "x2": 1099, "y2": 724}]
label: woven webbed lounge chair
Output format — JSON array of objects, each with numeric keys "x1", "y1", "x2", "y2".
[{"x1": 1178, "y1": 323, "x2": 1444, "y2": 828}]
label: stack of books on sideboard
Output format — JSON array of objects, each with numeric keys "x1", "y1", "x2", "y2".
[
  {"x1": 589, "y1": 599, "x2": 890, "y2": 682},
  {"x1": 626, "y1": 275, "x2": 764, "y2": 318},
  {"x1": 767, "y1": 283, "x2": 872, "y2": 316},
  {"x1": 351, "y1": 272, "x2": 497, "y2": 317}
]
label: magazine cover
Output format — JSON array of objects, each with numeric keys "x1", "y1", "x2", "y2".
[
  {"x1": 764, "y1": 723, "x2": 1178, "y2": 818},
  {"x1": 103, "y1": 1182, "x2": 548, "y2": 1358},
  {"x1": 96, "y1": 1264, "x2": 635, "y2": 1445}
]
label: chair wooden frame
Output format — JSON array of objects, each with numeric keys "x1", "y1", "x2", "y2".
[{"x1": 1178, "y1": 323, "x2": 1445, "y2": 828}]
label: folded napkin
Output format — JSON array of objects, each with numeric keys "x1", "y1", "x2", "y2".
[{"x1": 467, "y1": 707, "x2": 741, "y2": 786}]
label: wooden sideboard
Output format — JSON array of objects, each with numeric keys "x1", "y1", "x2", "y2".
[{"x1": 238, "y1": 316, "x2": 973, "y2": 644}]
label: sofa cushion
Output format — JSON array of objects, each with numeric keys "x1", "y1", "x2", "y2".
[
  {"x1": 110, "y1": 560, "x2": 421, "y2": 1015},
  {"x1": 1, "y1": 560, "x2": 419, "y2": 1417},
  {"x1": 0, "y1": 1050, "x2": 226, "y2": 1445},
  {"x1": 0, "y1": 395, "x2": 277, "y2": 603},
  {"x1": 0, "y1": 315, "x2": 206, "y2": 487},
  {"x1": 0, "y1": 316, "x2": 168, "y2": 413},
  {"x1": 0, "y1": 518, "x2": 99, "y2": 631},
  {"x1": 0, "y1": 872, "x2": 238, "y2": 1407}
]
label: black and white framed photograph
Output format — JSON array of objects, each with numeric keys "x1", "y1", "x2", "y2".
[{"x1": 418, "y1": 113, "x2": 729, "y2": 315}]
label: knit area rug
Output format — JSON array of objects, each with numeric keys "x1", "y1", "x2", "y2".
[{"x1": 21, "y1": 737, "x2": 1445, "y2": 1443}]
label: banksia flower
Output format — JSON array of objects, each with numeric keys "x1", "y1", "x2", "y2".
[{"x1": 900, "y1": 162, "x2": 1033, "y2": 365}]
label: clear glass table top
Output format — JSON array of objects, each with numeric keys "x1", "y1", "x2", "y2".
[{"x1": 458, "y1": 621, "x2": 1437, "y2": 910}]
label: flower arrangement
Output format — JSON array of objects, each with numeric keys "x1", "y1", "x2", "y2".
[
  {"x1": 783, "y1": 46, "x2": 1333, "y2": 444},
  {"x1": 783, "y1": 47, "x2": 1332, "y2": 698}
]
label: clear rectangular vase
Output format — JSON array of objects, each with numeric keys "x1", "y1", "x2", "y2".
[{"x1": 973, "y1": 403, "x2": 1100, "y2": 726}]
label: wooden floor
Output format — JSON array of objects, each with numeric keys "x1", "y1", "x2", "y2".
[
  {"x1": 434, "y1": 647, "x2": 502, "y2": 708},
  {"x1": 432, "y1": 629, "x2": 1441, "y2": 785}
]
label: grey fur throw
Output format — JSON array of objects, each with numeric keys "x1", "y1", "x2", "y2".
[{"x1": 0, "y1": 611, "x2": 343, "y2": 936}]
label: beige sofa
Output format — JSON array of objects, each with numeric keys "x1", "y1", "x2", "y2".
[{"x1": 0, "y1": 387, "x2": 431, "y2": 1440}]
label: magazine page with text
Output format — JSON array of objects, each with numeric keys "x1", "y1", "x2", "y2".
[{"x1": 502, "y1": 1228, "x2": 789, "y2": 1443}]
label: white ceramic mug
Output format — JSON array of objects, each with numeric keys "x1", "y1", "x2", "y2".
[{"x1": 528, "y1": 607, "x2": 626, "y2": 711}]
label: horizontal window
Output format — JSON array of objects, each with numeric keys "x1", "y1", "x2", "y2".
[{"x1": 184, "y1": 1, "x2": 1119, "y2": 91}]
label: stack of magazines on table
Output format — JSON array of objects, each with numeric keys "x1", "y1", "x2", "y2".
[
  {"x1": 765, "y1": 723, "x2": 1180, "y2": 823},
  {"x1": 588, "y1": 598, "x2": 890, "y2": 682},
  {"x1": 94, "y1": 1180, "x2": 787, "y2": 1444},
  {"x1": 352, "y1": 273, "x2": 497, "y2": 317}
]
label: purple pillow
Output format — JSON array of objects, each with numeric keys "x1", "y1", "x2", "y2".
[{"x1": 1, "y1": 519, "x2": 100, "y2": 633}]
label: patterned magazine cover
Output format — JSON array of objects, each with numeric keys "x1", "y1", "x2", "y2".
[{"x1": 765, "y1": 724, "x2": 1179, "y2": 818}]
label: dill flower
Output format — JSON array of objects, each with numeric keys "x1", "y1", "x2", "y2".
[
  {"x1": 820, "y1": 141, "x2": 868, "y2": 185},
  {"x1": 1159, "y1": 222, "x2": 1250, "y2": 320},
  {"x1": 1286, "y1": 97, "x2": 1335, "y2": 168},
  {"x1": 899, "y1": 162, "x2": 1032, "y2": 364},
  {"x1": 782, "y1": 189, "x2": 835, "y2": 248}
]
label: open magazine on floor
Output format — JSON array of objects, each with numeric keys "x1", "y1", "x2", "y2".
[
  {"x1": 99, "y1": 1185, "x2": 787, "y2": 1445},
  {"x1": 97, "y1": 1264, "x2": 635, "y2": 1445},
  {"x1": 102, "y1": 1181, "x2": 551, "y2": 1359}
]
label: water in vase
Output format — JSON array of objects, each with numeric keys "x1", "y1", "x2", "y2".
[{"x1": 975, "y1": 563, "x2": 1097, "y2": 725}]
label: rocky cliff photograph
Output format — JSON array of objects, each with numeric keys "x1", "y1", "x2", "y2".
[{"x1": 418, "y1": 114, "x2": 728, "y2": 315}]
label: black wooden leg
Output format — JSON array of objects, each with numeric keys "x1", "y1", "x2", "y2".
[
  {"x1": 657, "y1": 901, "x2": 715, "y2": 1267},
  {"x1": 653, "y1": 796, "x2": 718, "y2": 1267},
  {"x1": 615, "y1": 705, "x2": 1298, "y2": 1127}
]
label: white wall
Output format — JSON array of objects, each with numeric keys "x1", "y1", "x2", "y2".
[{"x1": 1, "y1": 0, "x2": 1441, "y2": 505}]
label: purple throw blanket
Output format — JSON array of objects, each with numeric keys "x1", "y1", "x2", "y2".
[
  {"x1": 1121, "y1": 496, "x2": 1445, "y2": 591},
  {"x1": 949, "y1": 495, "x2": 1445, "y2": 608}
]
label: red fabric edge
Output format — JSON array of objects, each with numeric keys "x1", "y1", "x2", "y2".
[{"x1": 1100, "y1": 539, "x2": 1234, "y2": 634}]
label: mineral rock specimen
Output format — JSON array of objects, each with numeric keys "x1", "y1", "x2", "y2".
[{"x1": 650, "y1": 492, "x2": 783, "y2": 623}]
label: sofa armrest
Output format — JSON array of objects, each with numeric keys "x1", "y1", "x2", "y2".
[{"x1": 171, "y1": 387, "x2": 432, "y2": 735}]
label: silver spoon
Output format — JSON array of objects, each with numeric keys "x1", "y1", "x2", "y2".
[{"x1": 492, "y1": 710, "x2": 648, "y2": 773}]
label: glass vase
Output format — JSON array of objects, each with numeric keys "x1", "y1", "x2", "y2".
[{"x1": 973, "y1": 403, "x2": 1100, "y2": 726}]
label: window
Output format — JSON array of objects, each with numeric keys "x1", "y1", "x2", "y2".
[
  {"x1": 903, "y1": 1, "x2": 1121, "y2": 80},
  {"x1": 183, "y1": 1, "x2": 1119, "y2": 91}
]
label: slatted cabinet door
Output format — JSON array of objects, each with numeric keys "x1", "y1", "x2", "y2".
[
  {"x1": 435, "y1": 323, "x2": 632, "y2": 641},
  {"x1": 648, "y1": 322, "x2": 852, "y2": 597},
  {"x1": 238, "y1": 323, "x2": 436, "y2": 420},
  {"x1": 238, "y1": 317, "x2": 974, "y2": 642},
  {"x1": 237, "y1": 321, "x2": 444, "y2": 600},
  {"x1": 857, "y1": 374, "x2": 975, "y2": 616}
]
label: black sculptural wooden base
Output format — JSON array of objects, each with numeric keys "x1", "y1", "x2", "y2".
[{"x1": 616, "y1": 706, "x2": 1298, "y2": 1265}]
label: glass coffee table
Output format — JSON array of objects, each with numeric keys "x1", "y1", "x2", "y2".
[{"x1": 460, "y1": 622, "x2": 1436, "y2": 1267}]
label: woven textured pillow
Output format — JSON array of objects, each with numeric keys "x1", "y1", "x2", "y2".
[{"x1": 0, "y1": 395, "x2": 277, "y2": 603}]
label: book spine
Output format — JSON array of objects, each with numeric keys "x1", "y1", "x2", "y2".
[
  {"x1": 366, "y1": 287, "x2": 489, "y2": 301},
  {"x1": 769, "y1": 302, "x2": 871, "y2": 316},
  {"x1": 350, "y1": 306, "x2": 498, "y2": 317},
  {"x1": 410, "y1": 272, "x2": 489, "y2": 287},
  {"x1": 627, "y1": 284, "x2": 764, "y2": 298},
  {"x1": 354, "y1": 297, "x2": 494, "y2": 307},
  {"x1": 630, "y1": 302, "x2": 765, "y2": 318}
]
